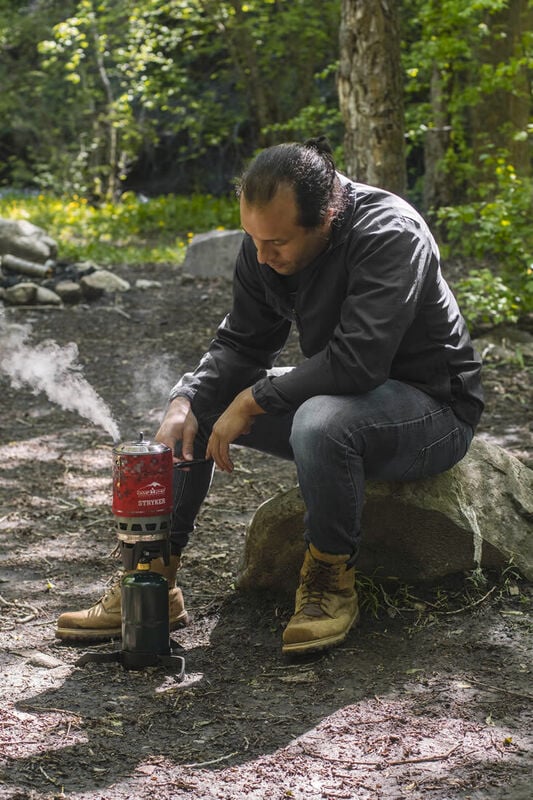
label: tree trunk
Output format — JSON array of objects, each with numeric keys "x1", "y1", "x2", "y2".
[
  {"x1": 208, "y1": 0, "x2": 275, "y2": 147},
  {"x1": 471, "y1": 0, "x2": 532, "y2": 178},
  {"x1": 338, "y1": 0, "x2": 406, "y2": 195},
  {"x1": 91, "y1": 23, "x2": 119, "y2": 202},
  {"x1": 423, "y1": 65, "x2": 454, "y2": 212}
]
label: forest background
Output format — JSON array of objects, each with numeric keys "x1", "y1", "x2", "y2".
[{"x1": 0, "y1": 0, "x2": 532, "y2": 332}]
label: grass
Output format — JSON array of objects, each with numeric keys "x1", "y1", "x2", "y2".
[
  {"x1": 356, "y1": 561, "x2": 526, "y2": 627},
  {"x1": 0, "y1": 191, "x2": 241, "y2": 266}
]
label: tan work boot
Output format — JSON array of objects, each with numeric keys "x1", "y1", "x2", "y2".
[
  {"x1": 282, "y1": 543, "x2": 359, "y2": 655},
  {"x1": 55, "y1": 555, "x2": 188, "y2": 641}
]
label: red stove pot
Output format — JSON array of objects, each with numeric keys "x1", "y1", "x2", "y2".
[{"x1": 112, "y1": 431, "x2": 173, "y2": 570}]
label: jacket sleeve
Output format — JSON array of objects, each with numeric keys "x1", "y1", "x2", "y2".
[
  {"x1": 252, "y1": 212, "x2": 438, "y2": 414},
  {"x1": 169, "y1": 240, "x2": 291, "y2": 414}
]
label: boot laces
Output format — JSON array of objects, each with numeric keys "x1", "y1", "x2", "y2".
[
  {"x1": 101, "y1": 571, "x2": 124, "y2": 604},
  {"x1": 299, "y1": 561, "x2": 343, "y2": 615}
]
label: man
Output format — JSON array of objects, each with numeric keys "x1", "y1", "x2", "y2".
[{"x1": 56, "y1": 138, "x2": 483, "y2": 654}]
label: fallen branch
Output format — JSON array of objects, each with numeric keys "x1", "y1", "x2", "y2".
[
  {"x1": 17, "y1": 704, "x2": 72, "y2": 715},
  {"x1": 386, "y1": 743, "x2": 461, "y2": 765},
  {"x1": 0, "y1": 595, "x2": 39, "y2": 613},
  {"x1": 102, "y1": 306, "x2": 132, "y2": 320},
  {"x1": 183, "y1": 750, "x2": 239, "y2": 768},
  {"x1": 300, "y1": 742, "x2": 462, "y2": 769},
  {"x1": 440, "y1": 585, "x2": 498, "y2": 615},
  {"x1": 38, "y1": 764, "x2": 61, "y2": 786},
  {"x1": 300, "y1": 748, "x2": 379, "y2": 767},
  {"x1": 0, "y1": 594, "x2": 40, "y2": 621},
  {"x1": 467, "y1": 677, "x2": 533, "y2": 702},
  {"x1": 382, "y1": 585, "x2": 498, "y2": 617},
  {"x1": 84, "y1": 516, "x2": 112, "y2": 528},
  {"x1": 15, "y1": 613, "x2": 36, "y2": 623}
]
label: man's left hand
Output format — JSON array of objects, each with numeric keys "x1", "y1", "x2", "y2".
[{"x1": 206, "y1": 388, "x2": 265, "y2": 472}]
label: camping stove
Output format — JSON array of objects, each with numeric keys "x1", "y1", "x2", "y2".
[
  {"x1": 112, "y1": 431, "x2": 174, "y2": 570},
  {"x1": 76, "y1": 432, "x2": 185, "y2": 674}
]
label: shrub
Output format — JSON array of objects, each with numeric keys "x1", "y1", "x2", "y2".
[
  {"x1": 437, "y1": 158, "x2": 533, "y2": 325},
  {"x1": 454, "y1": 268, "x2": 521, "y2": 331}
]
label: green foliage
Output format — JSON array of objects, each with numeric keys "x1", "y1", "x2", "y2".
[
  {"x1": 0, "y1": 191, "x2": 240, "y2": 264},
  {"x1": 437, "y1": 154, "x2": 533, "y2": 326},
  {"x1": 454, "y1": 269, "x2": 521, "y2": 330},
  {"x1": 402, "y1": 0, "x2": 532, "y2": 328},
  {"x1": 402, "y1": 0, "x2": 532, "y2": 198},
  {"x1": 0, "y1": 0, "x2": 531, "y2": 314},
  {"x1": 438, "y1": 156, "x2": 533, "y2": 268},
  {"x1": 261, "y1": 62, "x2": 345, "y2": 166},
  {"x1": 0, "y1": 0, "x2": 340, "y2": 198}
]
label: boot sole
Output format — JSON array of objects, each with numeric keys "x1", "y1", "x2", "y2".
[
  {"x1": 55, "y1": 611, "x2": 189, "y2": 642},
  {"x1": 281, "y1": 610, "x2": 360, "y2": 655}
]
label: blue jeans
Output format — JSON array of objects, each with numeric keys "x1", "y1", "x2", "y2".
[{"x1": 171, "y1": 373, "x2": 473, "y2": 559}]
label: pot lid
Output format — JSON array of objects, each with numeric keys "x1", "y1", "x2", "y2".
[{"x1": 114, "y1": 431, "x2": 170, "y2": 455}]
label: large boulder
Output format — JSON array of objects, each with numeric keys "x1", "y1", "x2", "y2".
[
  {"x1": 183, "y1": 230, "x2": 244, "y2": 279},
  {"x1": 238, "y1": 438, "x2": 533, "y2": 592}
]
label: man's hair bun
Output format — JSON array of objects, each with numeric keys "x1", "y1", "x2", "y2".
[{"x1": 304, "y1": 136, "x2": 333, "y2": 156}]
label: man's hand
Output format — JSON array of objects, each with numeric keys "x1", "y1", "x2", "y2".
[
  {"x1": 207, "y1": 388, "x2": 265, "y2": 473},
  {"x1": 155, "y1": 396, "x2": 198, "y2": 462}
]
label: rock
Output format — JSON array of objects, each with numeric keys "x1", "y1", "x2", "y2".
[
  {"x1": 35, "y1": 286, "x2": 62, "y2": 305},
  {"x1": 2, "y1": 253, "x2": 53, "y2": 278},
  {"x1": 183, "y1": 229, "x2": 244, "y2": 279},
  {"x1": 4, "y1": 282, "x2": 37, "y2": 305},
  {"x1": 27, "y1": 651, "x2": 65, "y2": 669},
  {"x1": 54, "y1": 280, "x2": 83, "y2": 304},
  {"x1": 238, "y1": 438, "x2": 533, "y2": 592},
  {"x1": 0, "y1": 218, "x2": 57, "y2": 263},
  {"x1": 80, "y1": 269, "x2": 131, "y2": 299},
  {"x1": 72, "y1": 260, "x2": 103, "y2": 277},
  {"x1": 135, "y1": 278, "x2": 162, "y2": 289}
]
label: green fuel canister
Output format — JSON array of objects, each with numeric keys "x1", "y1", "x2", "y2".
[{"x1": 121, "y1": 561, "x2": 170, "y2": 669}]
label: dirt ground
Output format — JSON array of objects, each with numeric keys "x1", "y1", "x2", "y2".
[{"x1": 0, "y1": 261, "x2": 532, "y2": 800}]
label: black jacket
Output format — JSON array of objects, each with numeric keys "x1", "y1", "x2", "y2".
[{"x1": 171, "y1": 178, "x2": 484, "y2": 429}]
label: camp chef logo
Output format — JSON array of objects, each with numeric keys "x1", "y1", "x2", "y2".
[{"x1": 137, "y1": 481, "x2": 167, "y2": 507}]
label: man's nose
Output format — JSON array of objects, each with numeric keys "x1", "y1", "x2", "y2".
[{"x1": 256, "y1": 241, "x2": 274, "y2": 264}]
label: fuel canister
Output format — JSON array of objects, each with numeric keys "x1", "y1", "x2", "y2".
[{"x1": 121, "y1": 561, "x2": 170, "y2": 669}]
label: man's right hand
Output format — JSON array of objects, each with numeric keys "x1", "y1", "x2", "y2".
[{"x1": 155, "y1": 396, "x2": 199, "y2": 462}]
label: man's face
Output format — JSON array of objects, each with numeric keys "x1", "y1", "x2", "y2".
[{"x1": 240, "y1": 184, "x2": 332, "y2": 276}]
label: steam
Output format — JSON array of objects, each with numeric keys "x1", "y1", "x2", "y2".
[
  {"x1": 0, "y1": 311, "x2": 120, "y2": 441},
  {"x1": 128, "y1": 354, "x2": 176, "y2": 416}
]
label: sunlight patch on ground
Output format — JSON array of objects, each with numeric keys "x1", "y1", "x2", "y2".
[
  {"x1": 62, "y1": 447, "x2": 113, "y2": 472},
  {"x1": 0, "y1": 513, "x2": 34, "y2": 531},
  {"x1": 155, "y1": 672, "x2": 204, "y2": 694},
  {"x1": 176, "y1": 614, "x2": 221, "y2": 650},
  {"x1": 0, "y1": 703, "x2": 88, "y2": 761},
  {"x1": 62, "y1": 473, "x2": 112, "y2": 505},
  {"x1": 0, "y1": 434, "x2": 68, "y2": 465},
  {"x1": 0, "y1": 477, "x2": 24, "y2": 490}
]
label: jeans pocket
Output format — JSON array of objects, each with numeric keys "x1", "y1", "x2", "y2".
[{"x1": 401, "y1": 426, "x2": 463, "y2": 481}]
